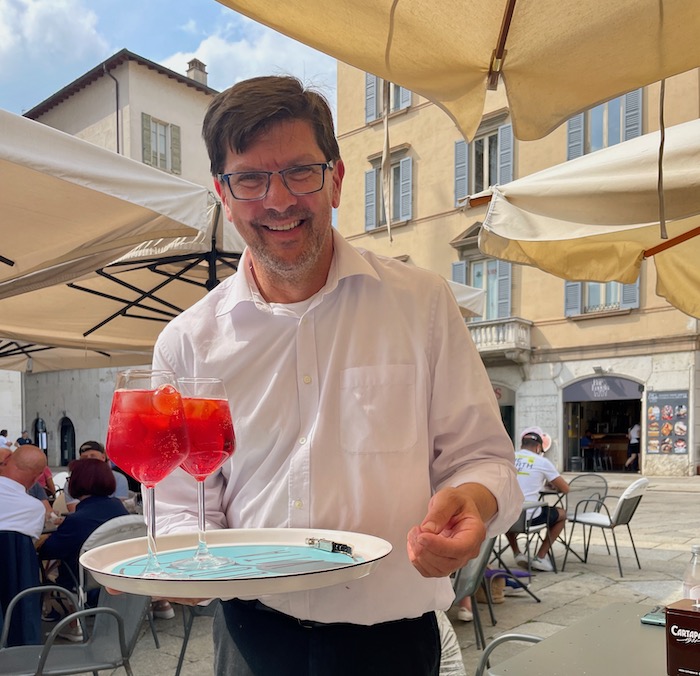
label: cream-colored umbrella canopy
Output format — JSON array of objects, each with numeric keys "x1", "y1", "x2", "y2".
[
  {"x1": 0, "y1": 204, "x2": 245, "y2": 361},
  {"x1": 0, "y1": 108, "x2": 211, "y2": 296},
  {"x1": 477, "y1": 119, "x2": 700, "y2": 318},
  {"x1": 216, "y1": 0, "x2": 700, "y2": 142}
]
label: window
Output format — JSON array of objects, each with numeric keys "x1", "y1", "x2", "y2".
[
  {"x1": 365, "y1": 156, "x2": 412, "y2": 230},
  {"x1": 454, "y1": 123, "x2": 513, "y2": 205},
  {"x1": 565, "y1": 278, "x2": 640, "y2": 316},
  {"x1": 452, "y1": 259, "x2": 511, "y2": 320},
  {"x1": 141, "y1": 112, "x2": 181, "y2": 174},
  {"x1": 567, "y1": 89, "x2": 642, "y2": 160},
  {"x1": 365, "y1": 74, "x2": 411, "y2": 123}
]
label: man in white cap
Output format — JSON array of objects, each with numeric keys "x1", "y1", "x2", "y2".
[{"x1": 506, "y1": 427, "x2": 569, "y2": 572}]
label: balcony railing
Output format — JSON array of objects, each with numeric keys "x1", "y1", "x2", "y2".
[{"x1": 467, "y1": 317, "x2": 532, "y2": 363}]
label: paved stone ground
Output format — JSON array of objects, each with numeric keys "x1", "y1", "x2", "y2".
[{"x1": 72, "y1": 473, "x2": 699, "y2": 675}]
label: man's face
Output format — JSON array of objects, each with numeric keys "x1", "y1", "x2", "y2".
[
  {"x1": 80, "y1": 450, "x2": 107, "y2": 461},
  {"x1": 216, "y1": 119, "x2": 344, "y2": 290}
]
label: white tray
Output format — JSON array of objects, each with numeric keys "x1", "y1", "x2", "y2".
[{"x1": 80, "y1": 528, "x2": 392, "y2": 599}]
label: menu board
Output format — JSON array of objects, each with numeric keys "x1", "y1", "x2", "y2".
[{"x1": 646, "y1": 390, "x2": 689, "y2": 454}]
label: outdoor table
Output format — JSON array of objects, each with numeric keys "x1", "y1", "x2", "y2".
[{"x1": 487, "y1": 602, "x2": 665, "y2": 675}]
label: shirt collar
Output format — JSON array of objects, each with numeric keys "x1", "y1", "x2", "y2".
[{"x1": 216, "y1": 229, "x2": 379, "y2": 317}]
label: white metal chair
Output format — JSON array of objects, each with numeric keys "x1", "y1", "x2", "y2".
[
  {"x1": 51, "y1": 472, "x2": 69, "y2": 492},
  {"x1": 474, "y1": 633, "x2": 543, "y2": 676},
  {"x1": 562, "y1": 477, "x2": 649, "y2": 577}
]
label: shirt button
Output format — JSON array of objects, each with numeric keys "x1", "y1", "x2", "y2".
[
  {"x1": 293, "y1": 500, "x2": 303, "y2": 509},
  {"x1": 299, "y1": 437, "x2": 307, "y2": 445},
  {"x1": 303, "y1": 375, "x2": 312, "y2": 384}
]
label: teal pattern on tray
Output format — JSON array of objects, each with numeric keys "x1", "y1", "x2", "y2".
[{"x1": 111, "y1": 545, "x2": 365, "y2": 580}]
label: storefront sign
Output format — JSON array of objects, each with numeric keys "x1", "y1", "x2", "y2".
[
  {"x1": 646, "y1": 390, "x2": 689, "y2": 455},
  {"x1": 563, "y1": 376, "x2": 643, "y2": 402}
]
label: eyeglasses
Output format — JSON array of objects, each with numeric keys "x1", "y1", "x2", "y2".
[{"x1": 217, "y1": 162, "x2": 333, "y2": 201}]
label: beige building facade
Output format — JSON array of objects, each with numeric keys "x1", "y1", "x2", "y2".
[{"x1": 335, "y1": 63, "x2": 700, "y2": 477}]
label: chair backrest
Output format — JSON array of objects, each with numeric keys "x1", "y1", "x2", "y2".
[
  {"x1": 51, "y1": 490, "x2": 68, "y2": 516},
  {"x1": 566, "y1": 473, "x2": 608, "y2": 518},
  {"x1": 452, "y1": 537, "x2": 496, "y2": 602},
  {"x1": 79, "y1": 515, "x2": 146, "y2": 600},
  {"x1": 52, "y1": 471, "x2": 69, "y2": 491},
  {"x1": 610, "y1": 477, "x2": 649, "y2": 526}
]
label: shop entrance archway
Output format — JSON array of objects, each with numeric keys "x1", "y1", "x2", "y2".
[
  {"x1": 59, "y1": 417, "x2": 76, "y2": 466},
  {"x1": 564, "y1": 376, "x2": 643, "y2": 472}
]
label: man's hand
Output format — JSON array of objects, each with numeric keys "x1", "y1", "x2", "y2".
[{"x1": 407, "y1": 483, "x2": 497, "y2": 577}]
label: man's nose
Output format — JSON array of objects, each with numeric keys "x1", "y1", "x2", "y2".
[{"x1": 262, "y1": 173, "x2": 297, "y2": 211}]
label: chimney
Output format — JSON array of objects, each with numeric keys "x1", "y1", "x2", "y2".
[{"x1": 186, "y1": 58, "x2": 208, "y2": 86}]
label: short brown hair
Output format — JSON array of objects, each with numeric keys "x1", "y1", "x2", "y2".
[
  {"x1": 203, "y1": 75, "x2": 340, "y2": 176},
  {"x1": 68, "y1": 458, "x2": 116, "y2": 499}
]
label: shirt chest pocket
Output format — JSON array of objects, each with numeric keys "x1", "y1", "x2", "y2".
[{"x1": 339, "y1": 365, "x2": 417, "y2": 454}]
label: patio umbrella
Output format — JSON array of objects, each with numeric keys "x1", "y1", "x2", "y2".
[
  {"x1": 476, "y1": 118, "x2": 700, "y2": 318},
  {"x1": 215, "y1": 0, "x2": 700, "y2": 142},
  {"x1": 0, "y1": 108, "x2": 210, "y2": 296},
  {"x1": 0, "y1": 203, "x2": 245, "y2": 357}
]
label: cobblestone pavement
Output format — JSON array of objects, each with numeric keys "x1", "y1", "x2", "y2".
[{"x1": 82, "y1": 473, "x2": 699, "y2": 675}]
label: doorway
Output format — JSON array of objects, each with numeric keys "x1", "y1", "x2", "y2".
[{"x1": 59, "y1": 417, "x2": 76, "y2": 466}]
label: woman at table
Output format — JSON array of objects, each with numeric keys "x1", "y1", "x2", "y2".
[{"x1": 38, "y1": 458, "x2": 128, "y2": 596}]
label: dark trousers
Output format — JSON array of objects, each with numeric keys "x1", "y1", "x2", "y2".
[{"x1": 214, "y1": 599, "x2": 441, "y2": 676}]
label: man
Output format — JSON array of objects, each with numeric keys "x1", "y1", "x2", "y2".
[
  {"x1": 507, "y1": 428, "x2": 569, "y2": 572},
  {"x1": 0, "y1": 429, "x2": 13, "y2": 450},
  {"x1": 63, "y1": 441, "x2": 129, "y2": 513},
  {"x1": 154, "y1": 76, "x2": 521, "y2": 675},
  {"x1": 0, "y1": 445, "x2": 48, "y2": 539},
  {"x1": 16, "y1": 430, "x2": 33, "y2": 446}
]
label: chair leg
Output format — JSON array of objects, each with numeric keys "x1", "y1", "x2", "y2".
[
  {"x1": 610, "y1": 528, "x2": 624, "y2": 577},
  {"x1": 471, "y1": 594, "x2": 486, "y2": 651},
  {"x1": 481, "y1": 579, "x2": 497, "y2": 626},
  {"x1": 147, "y1": 610, "x2": 161, "y2": 649},
  {"x1": 175, "y1": 607, "x2": 196, "y2": 676},
  {"x1": 627, "y1": 524, "x2": 642, "y2": 569}
]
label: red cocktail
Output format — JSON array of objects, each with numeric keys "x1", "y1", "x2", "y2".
[
  {"x1": 106, "y1": 370, "x2": 190, "y2": 576},
  {"x1": 172, "y1": 378, "x2": 236, "y2": 570}
]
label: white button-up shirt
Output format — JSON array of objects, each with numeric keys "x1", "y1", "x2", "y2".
[
  {"x1": 154, "y1": 230, "x2": 521, "y2": 625},
  {"x1": 0, "y1": 476, "x2": 46, "y2": 539}
]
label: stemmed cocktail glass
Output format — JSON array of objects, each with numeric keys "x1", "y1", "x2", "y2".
[
  {"x1": 106, "y1": 369, "x2": 190, "y2": 577},
  {"x1": 171, "y1": 377, "x2": 235, "y2": 570}
]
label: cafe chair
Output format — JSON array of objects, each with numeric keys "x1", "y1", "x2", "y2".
[
  {"x1": 474, "y1": 633, "x2": 543, "y2": 676},
  {"x1": 0, "y1": 584, "x2": 149, "y2": 676},
  {"x1": 563, "y1": 473, "x2": 609, "y2": 563},
  {"x1": 562, "y1": 477, "x2": 649, "y2": 577},
  {"x1": 451, "y1": 537, "x2": 497, "y2": 649},
  {"x1": 0, "y1": 531, "x2": 42, "y2": 647},
  {"x1": 78, "y1": 514, "x2": 160, "y2": 649},
  {"x1": 500, "y1": 502, "x2": 556, "y2": 575},
  {"x1": 51, "y1": 472, "x2": 69, "y2": 493}
]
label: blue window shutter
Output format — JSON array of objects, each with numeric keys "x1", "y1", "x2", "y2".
[
  {"x1": 620, "y1": 277, "x2": 640, "y2": 310},
  {"x1": 565, "y1": 281, "x2": 583, "y2": 316},
  {"x1": 624, "y1": 89, "x2": 643, "y2": 140},
  {"x1": 365, "y1": 169, "x2": 377, "y2": 230},
  {"x1": 497, "y1": 124, "x2": 513, "y2": 184},
  {"x1": 365, "y1": 73, "x2": 378, "y2": 123},
  {"x1": 567, "y1": 114, "x2": 584, "y2": 160},
  {"x1": 399, "y1": 85, "x2": 411, "y2": 110},
  {"x1": 454, "y1": 140, "x2": 469, "y2": 206},
  {"x1": 399, "y1": 156, "x2": 413, "y2": 221},
  {"x1": 452, "y1": 261, "x2": 467, "y2": 285},
  {"x1": 496, "y1": 260, "x2": 512, "y2": 318}
]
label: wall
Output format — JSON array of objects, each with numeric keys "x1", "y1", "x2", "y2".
[{"x1": 0, "y1": 370, "x2": 23, "y2": 444}]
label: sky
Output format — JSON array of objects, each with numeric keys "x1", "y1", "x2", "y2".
[{"x1": 0, "y1": 0, "x2": 337, "y2": 115}]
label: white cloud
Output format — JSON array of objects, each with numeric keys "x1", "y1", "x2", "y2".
[{"x1": 160, "y1": 17, "x2": 337, "y2": 108}]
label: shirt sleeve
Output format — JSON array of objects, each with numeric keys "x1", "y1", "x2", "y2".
[{"x1": 427, "y1": 281, "x2": 523, "y2": 536}]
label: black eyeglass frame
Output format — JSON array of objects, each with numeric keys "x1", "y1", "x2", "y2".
[{"x1": 217, "y1": 162, "x2": 334, "y2": 201}]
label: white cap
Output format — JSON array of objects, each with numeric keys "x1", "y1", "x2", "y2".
[{"x1": 521, "y1": 426, "x2": 552, "y2": 452}]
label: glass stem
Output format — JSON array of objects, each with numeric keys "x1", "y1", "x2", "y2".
[
  {"x1": 194, "y1": 480, "x2": 210, "y2": 560},
  {"x1": 144, "y1": 486, "x2": 164, "y2": 576}
]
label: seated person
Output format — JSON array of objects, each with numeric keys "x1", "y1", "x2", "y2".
[
  {"x1": 507, "y1": 429, "x2": 569, "y2": 572},
  {"x1": 0, "y1": 446, "x2": 47, "y2": 540},
  {"x1": 64, "y1": 441, "x2": 129, "y2": 513},
  {"x1": 36, "y1": 464, "x2": 57, "y2": 499},
  {"x1": 37, "y1": 458, "x2": 128, "y2": 593}
]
